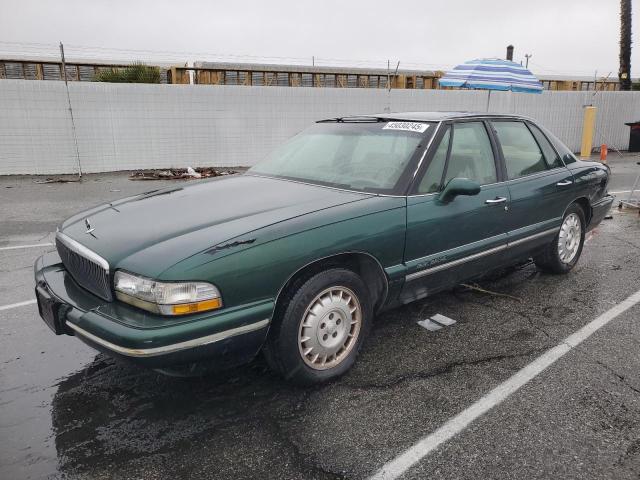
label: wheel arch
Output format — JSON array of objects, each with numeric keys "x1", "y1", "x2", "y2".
[
  {"x1": 273, "y1": 251, "x2": 389, "y2": 319},
  {"x1": 569, "y1": 196, "x2": 592, "y2": 225}
]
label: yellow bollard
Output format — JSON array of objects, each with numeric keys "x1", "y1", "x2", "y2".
[{"x1": 580, "y1": 106, "x2": 597, "y2": 159}]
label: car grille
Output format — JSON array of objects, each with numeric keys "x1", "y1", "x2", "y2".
[{"x1": 56, "y1": 233, "x2": 112, "y2": 301}]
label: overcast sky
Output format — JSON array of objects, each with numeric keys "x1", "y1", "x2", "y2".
[{"x1": 1, "y1": 0, "x2": 638, "y2": 78}]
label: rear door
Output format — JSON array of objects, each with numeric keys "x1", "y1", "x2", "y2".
[
  {"x1": 401, "y1": 120, "x2": 511, "y2": 303},
  {"x1": 490, "y1": 120, "x2": 574, "y2": 259}
]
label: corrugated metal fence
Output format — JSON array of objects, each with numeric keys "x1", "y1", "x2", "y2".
[{"x1": 1, "y1": 79, "x2": 639, "y2": 175}]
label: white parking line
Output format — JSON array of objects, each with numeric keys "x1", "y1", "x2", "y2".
[
  {"x1": 610, "y1": 190, "x2": 633, "y2": 195},
  {"x1": 370, "y1": 288, "x2": 640, "y2": 480},
  {"x1": 0, "y1": 243, "x2": 54, "y2": 251},
  {"x1": 0, "y1": 299, "x2": 37, "y2": 312}
]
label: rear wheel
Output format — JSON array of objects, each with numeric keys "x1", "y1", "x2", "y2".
[
  {"x1": 534, "y1": 203, "x2": 586, "y2": 274},
  {"x1": 264, "y1": 268, "x2": 372, "y2": 385}
]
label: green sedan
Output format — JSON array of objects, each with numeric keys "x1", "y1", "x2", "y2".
[{"x1": 35, "y1": 112, "x2": 613, "y2": 384}]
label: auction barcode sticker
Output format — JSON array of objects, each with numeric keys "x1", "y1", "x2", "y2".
[{"x1": 382, "y1": 122, "x2": 429, "y2": 133}]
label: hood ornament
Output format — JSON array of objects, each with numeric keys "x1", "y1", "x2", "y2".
[{"x1": 84, "y1": 218, "x2": 96, "y2": 236}]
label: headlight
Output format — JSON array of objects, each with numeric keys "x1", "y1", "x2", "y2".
[{"x1": 114, "y1": 270, "x2": 222, "y2": 316}]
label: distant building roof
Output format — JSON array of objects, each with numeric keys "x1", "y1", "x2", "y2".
[{"x1": 194, "y1": 61, "x2": 440, "y2": 76}]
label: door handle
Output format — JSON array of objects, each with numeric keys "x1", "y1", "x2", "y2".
[
  {"x1": 556, "y1": 180, "x2": 573, "y2": 186},
  {"x1": 485, "y1": 197, "x2": 507, "y2": 205}
]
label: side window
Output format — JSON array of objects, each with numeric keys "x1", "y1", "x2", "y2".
[
  {"x1": 528, "y1": 123, "x2": 563, "y2": 168},
  {"x1": 444, "y1": 122, "x2": 497, "y2": 185},
  {"x1": 493, "y1": 121, "x2": 548, "y2": 179},
  {"x1": 542, "y1": 128, "x2": 577, "y2": 164},
  {"x1": 417, "y1": 127, "x2": 450, "y2": 193}
]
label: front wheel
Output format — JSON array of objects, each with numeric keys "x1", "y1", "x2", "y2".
[
  {"x1": 534, "y1": 203, "x2": 586, "y2": 274},
  {"x1": 263, "y1": 268, "x2": 372, "y2": 385}
]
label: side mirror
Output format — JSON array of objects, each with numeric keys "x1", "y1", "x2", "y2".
[{"x1": 438, "y1": 178, "x2": 481, "y2": 203}]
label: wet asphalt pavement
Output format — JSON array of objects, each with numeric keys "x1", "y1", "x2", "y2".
[{"x1": 1, "y1": 156, "x2": 640, "y2": 480}]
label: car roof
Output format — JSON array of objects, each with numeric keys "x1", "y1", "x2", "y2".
[{"x1": 321, "y1": 111, "x2": 533, "y2": 123}]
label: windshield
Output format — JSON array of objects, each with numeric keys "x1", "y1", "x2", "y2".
[{"x1": 248, "y1": 121, "x2": 433, "y2": 193}]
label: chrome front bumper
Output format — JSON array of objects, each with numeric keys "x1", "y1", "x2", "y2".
[{"x1": 35, "y1": 251, "x2": 273, "y2": 370}]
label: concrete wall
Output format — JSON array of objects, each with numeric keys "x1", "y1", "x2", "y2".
[{"x1": 1, "y1": 79, "x2": 639, "y2": 175}]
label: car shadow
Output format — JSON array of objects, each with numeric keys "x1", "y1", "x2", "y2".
[{"x1": 50, "y1": 352, "x2": 321, "y2": 477}]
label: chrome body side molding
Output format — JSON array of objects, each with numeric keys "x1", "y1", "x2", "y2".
[
  {"x1": 405, "y1": 227, "x2": 559, "y2": 282},
  {"x1": 406, "y1": 244, "x2": 508, "y2": 282},
  {"x1": 507, "y1": 227, "x2": 559, "y2": 247}
]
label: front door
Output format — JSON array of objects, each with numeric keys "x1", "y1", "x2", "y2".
[{"x1": 401, "y1": 121, "x2": 510, "y2": 303}]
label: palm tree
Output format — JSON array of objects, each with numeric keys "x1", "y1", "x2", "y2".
[{"x1": 619, "y1": 0, "x2": 632, "y2": 90}]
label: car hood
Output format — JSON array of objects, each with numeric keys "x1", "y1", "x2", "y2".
[{"x1": 59, "y1": 174, "x2": 370, "y2": 277}]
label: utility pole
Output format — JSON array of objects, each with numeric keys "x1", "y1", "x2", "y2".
[
  {"x1": 387, "y1": 59, "x2": 390, "y2": 90},
  {"x1": 619, "y1": 0, "x2": 632, "y2": 90},
  {"x1": 524, "y1": 54, "x2": 532, "y2": 69},
  {"x1": 385, "y1": 61, "x2": 400, "y2": 113},
  {"x1": 391, "y1": 60, "x2": 400, "y2": 91},
  {"x1": 384, "y1": 60, "x2": 391, "y2": 112},
  {"x1": 60, "y1": 42, "x2": 82, "y2": 177}
]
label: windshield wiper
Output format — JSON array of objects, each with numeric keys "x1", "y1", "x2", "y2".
[{"x1": 326, "y1": 182, "x2": 357, "y2": 190}]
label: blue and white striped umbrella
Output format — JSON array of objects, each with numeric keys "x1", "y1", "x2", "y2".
[{"x1": 439, "y1": 58, "x2": 543, "y2": 94}]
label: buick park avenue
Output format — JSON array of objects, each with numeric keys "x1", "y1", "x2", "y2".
[{"x1": 35, "y1": 112, "x2": 613, "y2": 384}]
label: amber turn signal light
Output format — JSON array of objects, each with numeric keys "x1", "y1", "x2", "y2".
[{"x1": 171, "y1": 298, "x2": 222, "y2": 315}]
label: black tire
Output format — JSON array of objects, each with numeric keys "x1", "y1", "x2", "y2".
[
  {"x1": 534, "y1": 203, "x2": 586, "y2": 274},
  {"x1": 263, "y1": 268, "x2": 372, "y2": 385}
]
